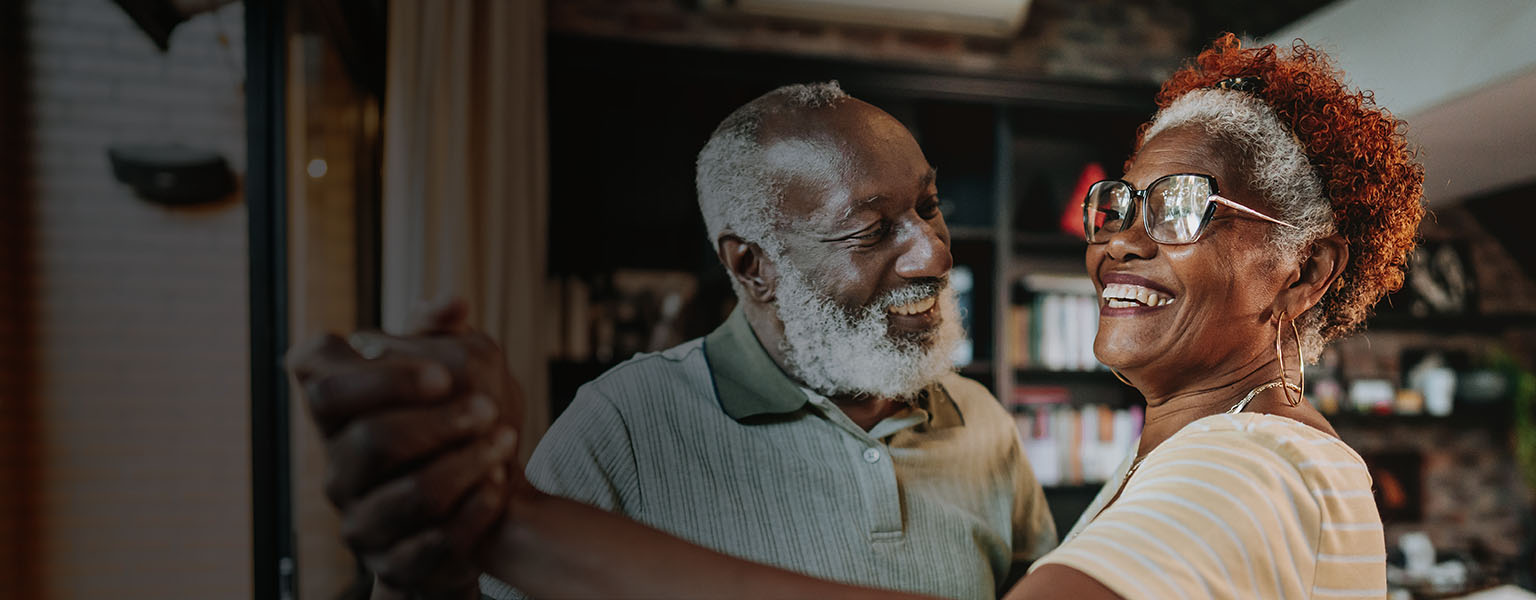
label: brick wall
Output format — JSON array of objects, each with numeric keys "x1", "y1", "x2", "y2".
[
  {"x1": 549, "y1": 0, "x2": 1194, "y2": 84},
  {"x1": 21, "y1": 0, "x2": 251, "y2": 597}
]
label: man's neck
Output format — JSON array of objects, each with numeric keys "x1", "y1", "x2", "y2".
[
  {"x1": 829, "y1": 394, "x2": 906, "y2": 431},
  {"x1": 743, "y1": 301, "x2": 902, "y2": 432}
]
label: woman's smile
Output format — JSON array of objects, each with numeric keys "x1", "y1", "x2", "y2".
[{"x1": 1098, "y1": 272, "x2": 1178, "y2": 316}]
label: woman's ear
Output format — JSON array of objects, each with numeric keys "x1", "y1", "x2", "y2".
[
  {"x1": 716, "y1": 234, "x2": 778, "y2": 303},
  {"x1": 1278, "y1": 234, "x2": 1348, "y2": 318}
]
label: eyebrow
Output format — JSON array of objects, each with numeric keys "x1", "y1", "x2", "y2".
[{"x1": 837, "y1": 167, "x2": 939, "y2": 221}]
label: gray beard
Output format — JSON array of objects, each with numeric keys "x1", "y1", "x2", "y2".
[{"x1": 772, "y1": 262, "x2": 963, "y2": 399}]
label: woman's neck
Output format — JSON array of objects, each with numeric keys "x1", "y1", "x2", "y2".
[{"x1": 1128, "y1": 354, "x2": 1297, "y2": 458}]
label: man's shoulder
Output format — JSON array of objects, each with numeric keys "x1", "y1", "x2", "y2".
[
  {"x1": 575, "y1": 337, "x2": 714, "y2": 410},
  {"x1": 936, "y1": 371, "x2": 1009, "y2": 420}
]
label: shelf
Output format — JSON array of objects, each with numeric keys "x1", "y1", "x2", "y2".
[
  {"x1": 957, "y1": 360, "x2": 994, "y2": 377},
  {"x1": 1325, "y1": 402, "x2": 1514, "y2": 429},
  {"x1": 947, "y1": 226, "x2": 997, "y2": 242},
  {"x1": 1365, "y1": 313, "x2": 1536, "y2": 333},
  {"x1": 1012, "y1": 232, "x2": 1088, "y2": 254},
  {"x1": 1015, "y1": 368, "x2": 1120, "y2": 384}
]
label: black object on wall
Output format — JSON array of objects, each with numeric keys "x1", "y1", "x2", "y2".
[{"x1": 107, "y1": 144, "x2": 236, "y2": 206}]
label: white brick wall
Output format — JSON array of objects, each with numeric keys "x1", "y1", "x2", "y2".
[{"x1": 23, "y1": 0, "x2": 252, "y2": 597}]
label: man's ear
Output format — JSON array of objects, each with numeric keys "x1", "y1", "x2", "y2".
[
  {"x1": 1277, "y1": 234, "x2": 1348, "y2": 319},
  {"x1": 716, "y1": 234, "x2": 778, "y2": 303}
]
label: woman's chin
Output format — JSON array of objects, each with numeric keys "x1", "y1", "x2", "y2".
[{"x1": 1093, "y1": 339, "x2": 1161, "y2": 373}]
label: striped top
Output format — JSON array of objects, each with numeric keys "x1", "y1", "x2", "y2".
[
  {"x1": 482, "y1": 307, "x2": 1056, "y2": 600},
  {"x1": 1030, "y1": 413, "x2": 1386, "y2": 600}
]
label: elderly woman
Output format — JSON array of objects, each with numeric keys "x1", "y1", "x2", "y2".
[{"x1": 301, "y1": 35, "x2": 1423, "y2": 599}]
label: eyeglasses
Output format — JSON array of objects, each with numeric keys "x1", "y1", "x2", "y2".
[{"x1": 1082, "y1": 173, "x2": 1297, "y2": 245}]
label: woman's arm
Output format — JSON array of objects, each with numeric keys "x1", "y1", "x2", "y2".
[
  {"x1": 1004, "y1": 565, "x2": 1124, "y2": 600},
  {"x1": 482, "y1": 489, "x2": 939, "y2": 600}
]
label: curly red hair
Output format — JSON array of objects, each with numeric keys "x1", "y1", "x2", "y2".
[{"x1": 1142, "y1": 34, "x2": 1425, "y2": 344}]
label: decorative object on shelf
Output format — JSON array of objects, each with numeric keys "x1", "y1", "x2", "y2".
[
  {"x1": 552, "y1": 271, "x2": 703, "y2": 364},
  {"x1": 1493, "y1": 350, "x2": 1536, "y2": 498},
  {"x1": 1362, "y1": 451, "x2": 1424, "y2": 522},
  {"x1": 951, "y1": 265, "x2": 975, "y2": 367},
  {"x1": 1406, "y1": 352, "x2": 1458, "y2": 417},
  {"x1": 1393, "y1": 241, "x2": 1477, "y2": 318},
  {"x1": 1058, "y1": 162, "x2": 1105, "y2": 238},
  {"x1": 1012, "y1": 138, "x2": 1096, "y2": 235},
  {"x1": 1349, "y1": 379, "x2": 1397, "y2": 415}
]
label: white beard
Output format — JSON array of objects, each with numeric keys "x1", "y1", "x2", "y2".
[{"x1": 772, "y1": 262, "x2": 963, "y2": 399}]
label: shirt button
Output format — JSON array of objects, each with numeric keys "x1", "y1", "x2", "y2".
[{"x1": 862, "y1": 448, "x2": 881, "y2": 463}]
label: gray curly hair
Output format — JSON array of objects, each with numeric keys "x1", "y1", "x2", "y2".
[
  {"x1": 1140, "y1": 88, "x2": 1335, "y2": 361},
  {"x1": 695, "y1": 81, "x2": 850, "y2": 271}
]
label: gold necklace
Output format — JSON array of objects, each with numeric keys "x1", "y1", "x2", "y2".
[
  {"x1": 1069, "y1": 379, "x2": 1308, "y2": 544},
  {"x1": 1122, "y1": 379, "x2": 1300, "y2": 482}
]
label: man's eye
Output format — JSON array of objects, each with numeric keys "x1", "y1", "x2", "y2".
[
  {"x1": 851, "y1": 223, "x2": 890, "y2": 243},
  {"x1": 918, "y1": 198, "x2": 941, "y2": 219}
]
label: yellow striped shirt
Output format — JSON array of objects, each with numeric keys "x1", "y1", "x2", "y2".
[{"x1": 1031, "y1": 413, "x2": 1385, "y2": 599}]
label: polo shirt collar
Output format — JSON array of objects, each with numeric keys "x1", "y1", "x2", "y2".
[{"x1": 703, "y1": 306, "x2": 809, "y2": 420}]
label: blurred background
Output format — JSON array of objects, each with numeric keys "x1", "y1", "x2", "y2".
[{"x1": 1, "y1": 0, "x2": 1535, "y2": 598}]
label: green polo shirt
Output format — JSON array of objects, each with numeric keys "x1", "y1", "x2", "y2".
[{"x1": 486, "y1": 307, "x2": 1056, "y2": 600}]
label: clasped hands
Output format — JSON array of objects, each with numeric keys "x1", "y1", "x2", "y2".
[{"x1": 286, "y1": 298, "x2": 527, "y2": 599}]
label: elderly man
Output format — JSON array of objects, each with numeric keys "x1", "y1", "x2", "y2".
[{"x1": 289, "y1": 82, "x2": 1055, "y2": 600}]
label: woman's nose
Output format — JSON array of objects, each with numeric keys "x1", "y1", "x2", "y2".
[{"x1": 1103, "y1": 216, "x2": 1158, "y2": 262}]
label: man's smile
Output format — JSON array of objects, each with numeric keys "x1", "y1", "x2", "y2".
[
  {"x1": 885, "y1": 293, "x2": 940, "y2": 333},
  {"x1": 888, "y1": 295, "x2": 937, "y2": 316}
]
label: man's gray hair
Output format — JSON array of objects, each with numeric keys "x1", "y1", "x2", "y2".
[
  {"x1": 1141, "y1": 89, "x2": 1334, "y2": 360},
  {"x1": 695, "y1": 81, "x2": 850, "y2": 262}
]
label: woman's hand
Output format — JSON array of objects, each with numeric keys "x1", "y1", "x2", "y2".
[{"x1": 286, "y1": 298, "x2": 526, "y2": 597}]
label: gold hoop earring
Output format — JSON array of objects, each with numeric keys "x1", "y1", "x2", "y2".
[
  {"x1": 1110, "y1": 367, "x2": 1133, "y2": 387},
  {"x1": 1275, "y1": 312, "x2": 1305, "y2": 406}
]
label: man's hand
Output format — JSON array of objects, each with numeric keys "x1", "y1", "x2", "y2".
[{"x1": 286, "y1": 298, "x2": 526, "y2": 598}]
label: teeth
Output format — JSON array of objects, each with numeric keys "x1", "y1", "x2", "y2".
[
  {"x1": 888, "y1": 296, "x2": 937, "y2": 316},
  {"x1": 1100, "y1": 283, "x2": 1177, "y2": 307}
]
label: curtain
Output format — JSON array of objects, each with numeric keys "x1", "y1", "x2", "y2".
[{"x1": 382, "y1": 0, "x2": 549, "y2": 458}]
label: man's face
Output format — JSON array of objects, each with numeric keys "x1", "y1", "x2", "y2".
[
  {"x1": 757, "y1": 100, "x2": 960, "y2": 398},
  {"x1": 765, "y1": 100, "x2": 954, "y2": 339}
]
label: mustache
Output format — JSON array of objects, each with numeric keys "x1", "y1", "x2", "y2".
[{"x1": 871, "y1": 277, "x2": 947, "y2": 311}]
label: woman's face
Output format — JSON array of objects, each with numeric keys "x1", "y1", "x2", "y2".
[{"x1": 1087, "y1": 125, "x2": 1293, "y2": 382}]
